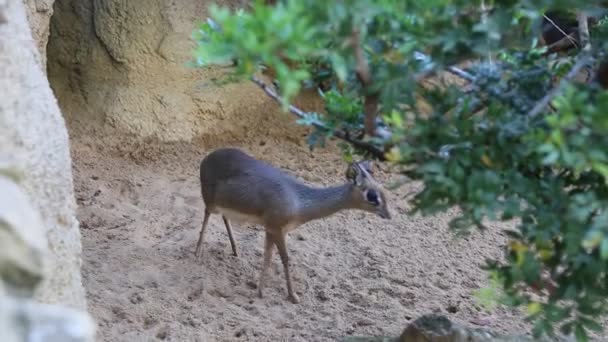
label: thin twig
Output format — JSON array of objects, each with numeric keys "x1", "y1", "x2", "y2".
[
  {"x1": 351, "y1": 29, "x2": 379, "y2": 137},
  {"x1": 250, "y1": 76, "x2": 387, "y2": 160},
  {"x1": 481, "y1": 0, "x2": 493, "y2": 66},
  {"x1": 543, "y1": 14, "x2": 579, "y2": 49},
  {"x1": 251, "y1": 77, "x2": 308, "y2": 118},
  {"x1": 413, "y1": 51, "x2": 476, "y2": 83},
  {"x1": 528, "y1": 54, "x2": 592, "y2": 118},
  {"x1": 543, "y1": 33, "x2": 578, "y2": 55},
  {"x1": 446, "y1": 65, "x2": 476, "y2": 82}
]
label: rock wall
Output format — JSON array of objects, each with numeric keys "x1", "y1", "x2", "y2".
[
  {"x1": 0, "y1": 169, "x2": 94, "y2": 342},
  {"x1": 1, "y1": 0, "x2": 87, "y2": 311},
  {"x1": 47, "y1": 0, "x2": 319, "y2": 145},
  {"x1": 24, "y1": 0, "x2": 55, "y2": 68}
]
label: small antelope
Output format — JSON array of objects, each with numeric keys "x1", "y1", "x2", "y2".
[{"x1": 195, "y1": 148, "x2": 391, "y2": 303}]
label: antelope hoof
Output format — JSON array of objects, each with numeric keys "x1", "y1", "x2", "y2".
[
  {"x1": 194, "y1": 248, "x2": 204, "y2": 264},
  {"x1": 258, "y1": 289, "x2": 264, "y2": 299},
  {"x1": 288, "y1": 293, "x2": 300, "y2": 304}
]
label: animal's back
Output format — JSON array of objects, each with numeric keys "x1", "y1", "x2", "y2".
[{"x1": 199, "y1": 148, "x2": 297, "y2": 221}]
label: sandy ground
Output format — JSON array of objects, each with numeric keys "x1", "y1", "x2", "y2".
[{"x1": 70, "y1": 130, "x2": 534, "y2": 341}]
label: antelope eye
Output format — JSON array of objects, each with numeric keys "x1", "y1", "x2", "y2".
[{"x1": 366, "y1": 189, "x2": 379, "y2": 205}]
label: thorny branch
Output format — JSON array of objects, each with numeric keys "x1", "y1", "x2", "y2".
[{"x1": 250, "y1": 76, "x2": 387, "y2": 160}]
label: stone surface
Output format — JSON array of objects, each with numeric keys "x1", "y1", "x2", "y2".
[
  {"x1": 24, "y1": 0, "x2": 55, "y2": 68},
  {"x1": 0, "y1": 176, "x2": 45, "y2": 297},
  {"x1": 0, "y1": 0, "x2": 87, "y2": 310},
  {"x1": 396, "y1": 314, "x2": 574, "y2": 342},
  {"x1": 345, "y1": 314, "x2": 577, "y2": 342},
  {"x1": 3, "y1": 295, "x2": 95, "y2": 342},
  {"x1": 0, "y1": 191, "x2": 95, "y2": 341},
  {"x1": 0, "y1": 172, "x2": 94, "y2": 342},
  {"x1": 399, "y1": 314, "x2": 497, "y2": 342},
  {"x1": 47, "y1": 0, "x2": 319, "y2": 144}
]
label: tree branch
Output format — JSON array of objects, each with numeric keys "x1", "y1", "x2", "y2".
[
  {"x1": 528, "y1": 54, "x2": 592, "y2": 118},
  {"x1": 413, "y1": 51, "x2": 476, "y2": 83},
  {"x1": 543, "y1": 33, "x2": 578, "y2": 55},
  {"x1": 577, "y1": 11, "x2": 591, "y2": 52},
  {"x1": 351, "y1": 29, "x2": 379, "y2": 138},
  {"x1": 251, "y1": 44, "x2": 590, "y2": 159},
  {"x1": 446, "y1": 65, "x2": 476, "y2": 82},
  {"x1": 250, "y1": 76, "x2": 387, "y2": 160}
]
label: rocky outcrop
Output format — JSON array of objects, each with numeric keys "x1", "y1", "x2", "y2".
[
  {"x1": 0, "y1": 172, "x2": 94, "y2": 342},
  {"x1": 24, "y1": 0, "x2": 55, "y2": 68},
  {"x1": 47, "y1": 0, "x2": 318, "y2": 144},
  {"x1": 344, "y1": 314, "x2": 575, "y2": 342},
  {"x1": 1, "y1": 0, "x2": 87, "y2": 310}
]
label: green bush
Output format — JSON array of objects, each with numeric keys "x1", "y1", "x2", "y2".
[{"x1": 192, "y1": 1, "x2": 608, "y2": 340}]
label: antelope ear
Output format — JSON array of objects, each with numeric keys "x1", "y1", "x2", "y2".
[
  {"x1": 346, "y1": 163, "x2": 365, "y2": 185},
  {"x1": 358, "y1": 160, "x2": 374, "y2": 174}
]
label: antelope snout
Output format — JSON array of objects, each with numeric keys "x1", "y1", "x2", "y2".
[{"x1": 378, "y1": 208, "x2": 391, "y2": 220}]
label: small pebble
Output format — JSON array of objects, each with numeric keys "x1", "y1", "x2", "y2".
[
  {"x1": 156, "y1": 325, "x2": 170, "y2": 340},
  {"x1": 356, "y1": 318, "x2": 374, "y2": 327},
  {"x1": 316, "y1": 290, "x2": 330, "y2": 302}
]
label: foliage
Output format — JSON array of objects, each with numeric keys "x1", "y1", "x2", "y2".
[
  {"x1": 193, "y1": 0, "x2": 608, "y2": 340},
  {"x1": 473, "y1": 270, "x2": 502, "y2": 311}
]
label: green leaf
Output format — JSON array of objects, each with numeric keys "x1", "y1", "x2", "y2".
[
  {"x1": 580, "y1": 317, "x2": 603, "y2": 333},
  {"x1": 420, "y1": 161, "x2": 445, "y2": 175},
  {"x1": 601, "y1": 239, "x2": 608, "y2": 261},
  {"x1": 541, "y1": 149, "x2": 559, "y2": 165},
  {"x1": 296, "y1": 112, "x2": 325, "y2": 127},
  {"x1": 330, "y1": 53, "x2": 348, "y2": 82},
  {"x1": 591, "y1": 162, "x2": 608, "y2": 183},
  {"x1": 575, "y1": 324, "x2": 588, "y2": 342},
  {"x1": 582, "y1": 230, "x2": 603, "y2": 250}
]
